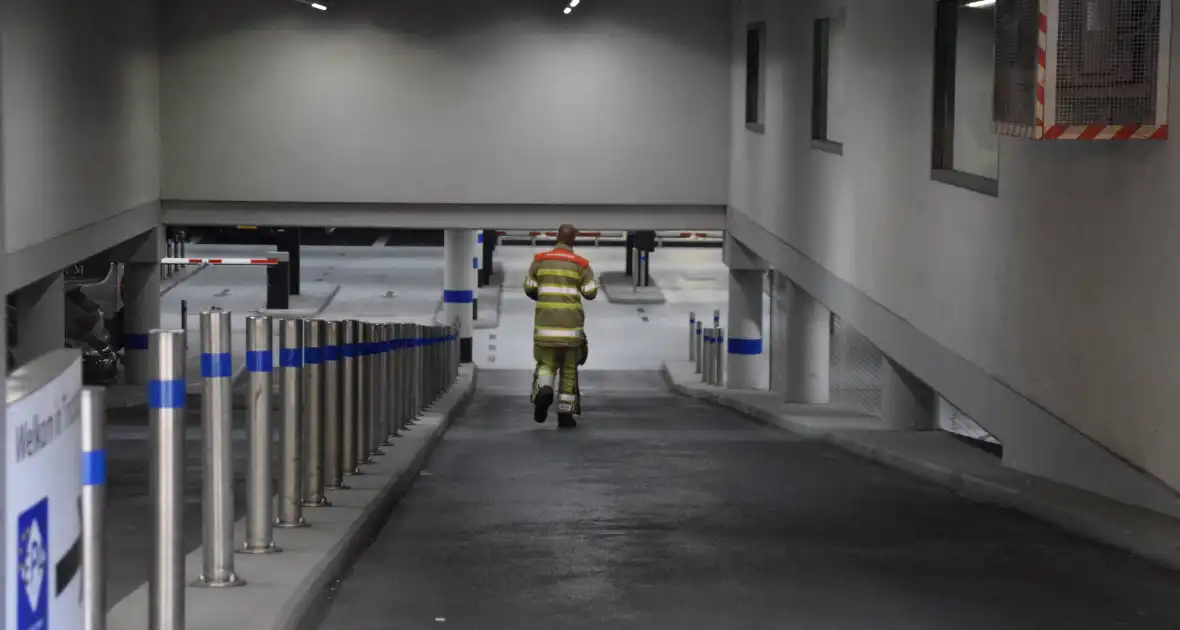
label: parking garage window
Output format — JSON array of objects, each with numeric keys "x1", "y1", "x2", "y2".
[
  {"x1": 745, "y1": 22, "x2": 766, "y2": 132},
  {"x1": 811, "y1": 15, "x2": 846, "y2": 155},
  {"x1": 931, "y1": 0, "x2": 1000, "y2": 196}
]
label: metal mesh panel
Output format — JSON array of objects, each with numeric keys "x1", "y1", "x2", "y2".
[
  {"x1": 994, "y1": 0, "x2": 1041, "y2": 130},
  {"x1": 1055, "y1": 0, "x2": 1161, "y2": 125},
  {"x1": 829, "y1": 314, "x2": 883, "y2": 414}
]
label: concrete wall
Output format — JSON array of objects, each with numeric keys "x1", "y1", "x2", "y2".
[
  {"x1": 729, "y1": 0, "x2": 1180, "y2": 500},
  {"x1": 161, "y1": 0, "x2": 731, "y2": 206},
  {"x1": 1, "y1": 0, "x2": 161, "y2": 257}
]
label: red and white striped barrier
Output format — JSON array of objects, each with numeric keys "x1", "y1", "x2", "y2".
[{"x1": 161, "y1": 258, "x2": 281, "y2": 266}]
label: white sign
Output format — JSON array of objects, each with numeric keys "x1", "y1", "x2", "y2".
[{"x1": 6, "y1": 352, "x2": 83, "y2": 630}]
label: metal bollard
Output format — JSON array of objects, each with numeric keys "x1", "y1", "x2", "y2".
[
  {"x1": 388, "y1": 324, "x2": 402, "y2": 439},
  {"x1": 356, "y1": 324, "x2": 374, "y2": 465},
  {"x1": 632, "y1": 249, "x2": 640, "y2": 290},
  {"x1": 713, "y1": 309, "x2": 721, "y2": 331},
  {"x1": 82, "y1": 388, "x2": 106, "y2": 630},
  {"x1": 276, "y1": 319, "x2": 307, "y2": 528},
  {"x1": 180, "y1": 300, "x2": 189, "y2": 350},
  {"x1": 712, "y1": 327, "x2": 725, "y2": 386},
  {"x1": 689, "y1": 312, "x2": 696, "y2": 362},
  {"x1": 384, "y1": 323, "x2": 399, "y2": 441},
  {"x1": 414, "y1": 324, "x2": 424, "y2": 415},
  {"x1": 399, "y1": 323, "x2": 413, "y2": 429},
  {"x1": 702, "y1": 329, "x2": 712, "y2": 384},
  {"x1": 342, "y1": 320, "x2": 361, "y2": 475},
  {"x1": 149, "y1": 330, "x2": 186, "y2": 630},
  {"x1": 639, "y1": 252, "x2": 648, "y2": 288},
  {"x1": 303, "y1": 320, "x2": 330, "y2": 507},
  {"x1": 695, "y1": 321, "x2": 704, "y2": 374},
  {"x1": 324, "y1": 321, "x2": 347, "y2": 489},
  {"x1": 369, "y1": 323, "x2": 386, "y2": 456},
  {"x1": 241, "y1": 316, "x2": 280, "y2": 554},
  {"x1": 197, "y1": 310, "x2": 245, "y2": 587},
  {"x1": 379, "y1": 324, "x2": 394, "y2": 446}
]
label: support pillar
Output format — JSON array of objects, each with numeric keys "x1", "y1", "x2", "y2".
[
  {"x1": 726, "y1": 269, "x2": 764, "y2": 389},
  {"x1": 13, "y1": 273, "x2": 65, "y2": 365},
  {"x1": 444, "y1": 229, "x2": 474, "y2": 363},
  {"x1": 472, "y1": 230, "x2": 481, "y2": 320},
  {"x1": 785, "y1": 281, "x2": 830, "y2": 404},
  {"x1": 880, "y1": 358, "x2": 937, "y2": 430},
  {"x1": 278, "y1": 228, "x2": 301, "y2": 296},
  {"x1": 111, "y1": 226, "x2": 163, "y2": 384}
]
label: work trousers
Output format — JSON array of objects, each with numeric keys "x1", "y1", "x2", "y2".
[{"x1": 532, "y1": 345, "x2": 584, "y2": 415}]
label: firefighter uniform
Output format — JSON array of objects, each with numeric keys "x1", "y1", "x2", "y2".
[{"x1": 524, "y1": 244, "x2": 598, "y2": 423}]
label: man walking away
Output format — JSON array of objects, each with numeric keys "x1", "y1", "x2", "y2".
[{"x1": 523, "y1": 224, "x2": 598, "y2": 428}]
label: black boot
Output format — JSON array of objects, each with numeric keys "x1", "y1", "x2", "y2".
[
  {"x1": 557, "y1": 413, "x2": 577, "y2": 429},
  {"x1": 534, "y1": 386, "x2": 554, "y2": 423}
]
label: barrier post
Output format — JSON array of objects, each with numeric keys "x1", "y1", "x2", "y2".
[
  {"x1": 81, "y1": 388, "x2": 106, "y2": 630},
  {"x1": 414, "y1": 324, "x2": 424, "y2": 414},
  {"x1": 379, "y1": 324, "x2": 394, "y2": 446},
  {"x1": 695, "y1": 321, "x2": 704, "y2": 374},
  {"x1": 399, "y1": 323, "x2": 412, "y2": 429},
  {"x1": 324, "y1": 321, "x2": 347, "y2": 489},
  {"x1": 149, "y1": 330, "x2": 186, "y2": 630},
  {"x1": 303, "y1": 320, "x2": 330, "y2": 506},
  {"x1": 342, "y1": 320, "x2": 361, "y2": 475},
  {"x1": 241, "y1": 316, "x2": 279, "y2": 554},
  {"x1": 702, "y1": 329, "x2": 713, "y2": 385},
  {"x1": 356, "y1": 324, "x2": 374, "y2": 465},
  {"x1": 389, "y1": 323, "x2": 403, "y2": 441},
  {"x1": 689, "y1": 312, "x2": 696, "y2": 362},
  {"x1": 266, "y1": 251, "x2": 291, "y2": 310},
  {"x1": 275, "y1": 319, "x2": 307, "y2": 528},
  {"x1": 713, "y1": 327, "x2": 725, "y2": 386},
  {"x1": 196, "y1": 310, "x2": 245, "y2": 587},
  {"x1": 369, "y1": 323, "x2": 386, "y2": 456}
]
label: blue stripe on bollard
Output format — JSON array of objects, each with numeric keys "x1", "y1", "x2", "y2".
[
  {"x1": 443, "y1": 290, "x2": 475, "y2": 304},
  {"x1": 478, "y1": 232, "x2": 484, "y2": 243},
  {"x1": 280, "y1": 348, "x2": 303, "y2": 368},
  {"x1": 246, "y1": 350, "x2": 273, "y2": 373},
  {"x1": 727, "y1": 338, "x2": 763, "y2": 355},
  {"x1": 342, "y1": 343, "x2": 359, "y2": 358},
  {"x1": 201, "y1": 353, "x2": 233, "y2": 378},
  {"x1": 126, "y1": 333, "x2": 150, "y2": 350},
  {"x1": 324, "y1": 345, "x2": 341, "y2": 361},
  {"x1": 149, "y1": 380, "x2": 186, "y2": 409},
  {"x1": 305, "y1": 347, "x2": 325, "y2": 365},
  {"x1": 473, "y1": 257, "x2": 479, "y2": 269},
  {"x1": 82, "y1": 450, "x2": 106, "y2": 487}
]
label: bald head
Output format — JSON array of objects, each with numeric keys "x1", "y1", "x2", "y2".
[{"x1": 556, "y1": 224, "x2": 578, "y2": 247}]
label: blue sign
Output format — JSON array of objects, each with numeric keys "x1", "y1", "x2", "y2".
[{"x1": 17, "y1": 498, "x2": 48, "y2": 630}]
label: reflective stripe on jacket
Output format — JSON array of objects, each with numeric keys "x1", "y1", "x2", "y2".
[{"x1": 524, "y1": 244, "x2": 598, "y2": 347}]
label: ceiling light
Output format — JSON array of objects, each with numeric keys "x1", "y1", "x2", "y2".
[
  {"x1": 570, "y1": 0, "x2": 581, "y2": 6},
  {"x1": 311, "y1": 3, "x2": 327, "y2": 9},
  {"x1": 563, "y1": 6, "x2": 572, "y2": 14},
  {"x1": 965, "y1": 0, "x2": 995, "y2": 7}
]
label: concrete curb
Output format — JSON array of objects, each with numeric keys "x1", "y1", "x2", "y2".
[
  {"x1": 106, "y1": 365, "x2": 478, "y2": 630},
  {"x1": 660, "y1": 361, "x2": 1180, "y2": 574},
  {"x1": 599, "y1": 271, "x2": 667, "y2": 305}
]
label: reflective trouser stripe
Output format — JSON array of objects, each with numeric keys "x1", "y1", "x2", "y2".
[
  {"x1": 535, "y1": 327, "x2": 583, "y2": 339},
  {"x1": 536, "y1": 302, "x2": 581, "y2": 310}
]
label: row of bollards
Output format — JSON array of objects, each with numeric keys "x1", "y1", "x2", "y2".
[
  {"x1": 162, "y1": 236, "x2": 187, "y2": 279},
  {"x1": 691, "y1": 309, "x2": 724, "y2": 386},
  {"x1": 147, "y1": 313, "x2": 460, "y2": 630}
]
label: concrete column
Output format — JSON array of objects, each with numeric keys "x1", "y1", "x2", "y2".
[
  {"x1": 726, "y1": 269, "x2": 764, "y2": 389},
  {"x1": 124, "y1": 261, "x2": 162, "y2": 384},
  {"x1": 444, "y1": 229, "x2": 474, "y2": 363},
  {"x1": 13, "y1": 273, "x2": 65, "y2": 366},
  {"x1": 785, "y1": 281, "x2": 830, "y2": 404},
  {"x1": 880, "y1": 358, "x2": 937, "y2": 430},
  {"x1": 472, "y1": 230, "x2": 481, "y2": 319}
]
